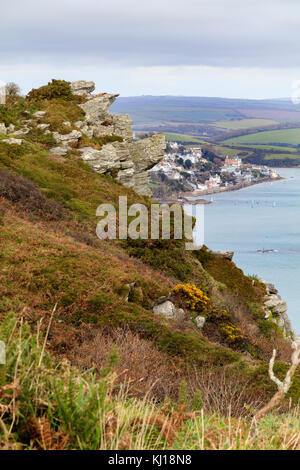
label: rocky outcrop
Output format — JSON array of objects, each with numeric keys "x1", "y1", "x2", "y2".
[
  {"x1": 71, "y1": 80, "x2": 95, "y2": 96},
  {"x1": 71, "y1": 81, "x2": 165, "y2": 196},
  {"x1": 202, "y1": 246, "x2": 234, "y2": 261},
  {"x1": 259, "y1": 278, "x2": 294, "y2": 339},
  {"x1": 153, "y1": 299, "x2": 185, "y2": 321},
  {"x1": 53, "y1": 130, "x2": 82, "y2": 145}
]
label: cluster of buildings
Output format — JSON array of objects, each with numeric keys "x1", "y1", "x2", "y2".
[{"x1": 149, "y1": 141, "x2": 280, "y2": 193}]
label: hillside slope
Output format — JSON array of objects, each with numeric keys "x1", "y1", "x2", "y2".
[{"x1": 0, "y1": 80, "x2": 299, "y2": 448}]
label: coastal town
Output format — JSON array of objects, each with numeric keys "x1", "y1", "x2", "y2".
[{"x1": 149, "y1": 140, "x2": 280, "y2": 200}]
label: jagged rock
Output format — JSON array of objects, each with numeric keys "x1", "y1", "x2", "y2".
[
  {"x1": 112, "y1": 114, "x2": 133, "y2": 141},
  {"x1": 50, "y1": 146, "x2": 70, "y2": 156},
  {"x1": 264, "y1": 294, "x2": 287, "y2": 314},
  {"x1": 210, "y1": 250, "x2": 234, "y2": 260},
  {"x1": 53, "y1": 130, "x2": 81, "y2": 145},
  {"x1": 153, "y1": 300, "x2": 185, "y2": 321},
  {"x1": 79, "y1": 93, "x2": 119, "y2": 123},
  {"x1": 75, "y1": 121, "x2": 84, "y2": 129},
  {"x1": 70, "y1": 80, "x2": 165, "y2": 196},
  {"x1": 260, "y1": 279, "x2": 294, "y2": 339},
  {"x1": 201, "y1": 246, "x2": 234, "y2": 260},
  {"x1": 195, "y1": 316, "x2": 206, "y2": 329},
  {"x1": 0, "y1": 123, "x2": 7, "y2": 134},
  {"x1": 71, "y1": 80, "x2": 95, "y2": 96},
  {"x1": 2, "y1": 138, "x2": 22, "y2": 145},
  {"x1": 7, "y1": 124, "x2": 15, "y2": 133},
  {"x1": 116, "y1": 135, "x2": 165, "y2": 196},
  {"x1": 265, "y1": 283, "x2": 278, "y2": 295},
  {"x1": 33, "y1": 111, "x2": 46, "y2": 118},
  {"x1": 79, "y1": 145, "x2": 121, "y2": 172}
]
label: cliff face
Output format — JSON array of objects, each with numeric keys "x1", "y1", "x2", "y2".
[{"x1": 70, "y1": 80, "x2": 166, "y2": 196}]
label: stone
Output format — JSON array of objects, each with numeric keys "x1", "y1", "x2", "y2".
[
  {"x1": 0, "y1": 123, "x2": 7, "y2": 134},
  {"x1": 112, "y1": 114, "x2": 133, "y2": 141},
  {"x1": 2, "y1": 138, "x2": 22, "y2": 145},
  {"x1": 265, "y1": 282, "x2": 278, "y2": 295},
  {"x1": 264, "y1": 295, "x2": 287, "y2": 314},
  {"x1": 13, "y1": 127, "x2": 30, "y2": 136},
  {"x1": 37, "y1": 123, "x2": 50, "y2": 130},
  {"x1": 50, "y1": 146, "x2": 70, "y2": 156},
  {"x1": 53, "y1": 130, "x2": 81, "y2": 145},
  {"x1": 33, "y1": 111, "x2": 46, "y2": 118},
  {"x1": 71, "y1": 80, "x2": 165, "y2": 196},
  {"x1": 209, "y1": 249, "x2": 234, "y2": 260},
  {"x1": 79, "y1": 145, "x2": 121, "y2": 173},
  {"x1": 63, "y1": 121, "x2": 71, "y2": 127},
  {"x1": 36, "y1": 124, "x2": 50, "y2": 131},
  {"x1": 261, "y1": 278, "x2": 294, "y2": 339},
  {"x1": 79, "y1": 93, "x2": 119, "y2": 123},
  {"x1": 7, "y1": 124, "x2": 15, "y2": 133},
  {"x1": 71, "y1": 80, "x2": 95, "y2": 96},
  {"x1": 153, "y1": 300, "x2": 185, "y2": 321},
  {"x1": 195, "y1": 316, "x2": 206, "y2": 329},
  {"x1": 75, "y1": 121, "x2": 84, "y2": 129}
]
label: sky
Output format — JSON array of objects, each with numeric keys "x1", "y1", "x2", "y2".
[{"x1": 1, "y1": 0, "x2": 300, "y2": 99}]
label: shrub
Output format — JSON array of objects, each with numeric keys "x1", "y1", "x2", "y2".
[
  {"x1": 172, "y1": 283, "x2": 209, "y2": 312},
  {"x1": 0, "y1": 168, "x2": 63, "y2": 219},
  {"x1": 27, "y1": 80, "x2": 73, "y2": 102},
  {"x1": 219, "y1": 322, "x2": 244, "y2": 346}
]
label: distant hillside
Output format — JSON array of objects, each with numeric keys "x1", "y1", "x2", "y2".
[
  {"x1": 111, "y1": 95, "x2": 300, "y2": 127},
  {"x1": 111, "y1": 96, "x2": 300, "y2": 167}
]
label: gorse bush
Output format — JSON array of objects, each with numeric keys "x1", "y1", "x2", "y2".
[
  {"x1": 27, "y1": 80, "x2": 73, "y2": 102},
  {"x1": 172, "y1": 283, "x2": 209, "y2": 311}
]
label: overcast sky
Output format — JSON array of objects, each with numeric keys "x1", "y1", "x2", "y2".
[{"x1": 1, "y1": 0, "x2": 300, "y2": 98}]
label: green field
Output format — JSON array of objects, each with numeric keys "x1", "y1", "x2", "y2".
[
  {"x1": 227, "y1": 143, "x2": 297, "y2": 153},
  {"x1": 164, "y1": 132, "x2": 207, "y2": 143},
  {"x1": 214, "y1": 119, "x2": 278, "y2": 130},
  {"x1": 223, "y1": 128, "x2": 300, "y2": 146},
  {"x1": 211, "y1": 145, "x2": 247, "y2": 157},
  {"x1": 264, "y1": 153, "x2": 300, "y2": 161}
]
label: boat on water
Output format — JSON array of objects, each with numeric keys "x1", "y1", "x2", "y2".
[{"x1": 256, "y1": 248, "x2": 278, "y2": 253}]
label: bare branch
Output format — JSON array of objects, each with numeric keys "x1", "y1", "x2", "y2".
[
  {"x1": 268, "y1": 349, "x2": 282, "y2": 390},
  {"x1": 253, "y1": 344, "x2": 300, "y2": 422}
]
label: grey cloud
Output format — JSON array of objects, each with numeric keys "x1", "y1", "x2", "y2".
[{"x1": 1, "y1": 0, "x2": 300, "y2": 68}]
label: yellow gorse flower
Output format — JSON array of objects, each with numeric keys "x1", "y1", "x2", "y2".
[{"x1": 172, "y1": 283, "x2": 209, "y2": 311}]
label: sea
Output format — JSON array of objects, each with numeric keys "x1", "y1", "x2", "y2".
[{"x1": 185, "y1": 168, "x2": 300, "y2": 332}]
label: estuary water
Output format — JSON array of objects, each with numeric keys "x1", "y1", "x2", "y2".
[{"x1": 186, "y1": 168, "x2": 300, "y2": 332}]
